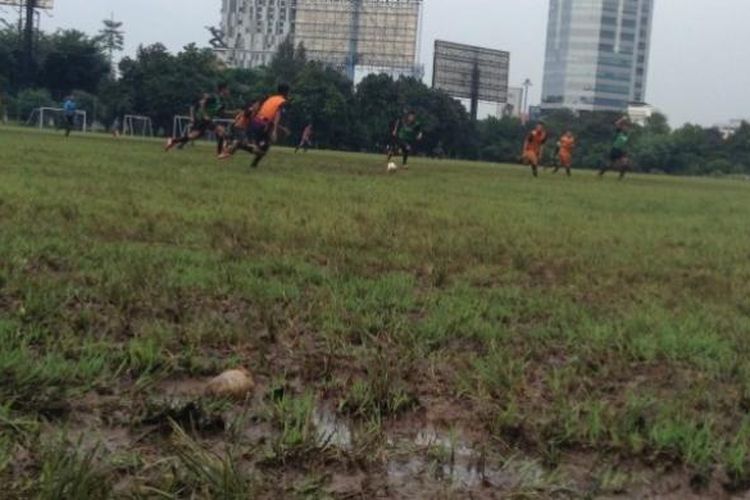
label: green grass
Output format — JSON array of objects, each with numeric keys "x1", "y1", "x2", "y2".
[{"x1": 2, "y1": 125, "x2": 750, "y2": 496}]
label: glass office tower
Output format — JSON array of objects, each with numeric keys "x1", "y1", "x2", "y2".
[{"x1": 541, "y1": 0, "x2": 654, "y2": 112}]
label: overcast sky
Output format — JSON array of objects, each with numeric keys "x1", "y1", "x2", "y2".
[{"x1": 17, "y1": 0, "x2": 750, "y2": 126}]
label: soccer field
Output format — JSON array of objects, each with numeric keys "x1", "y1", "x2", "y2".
[{"x1": 2, "y1": 127, "x2": 750, "y2": 498}]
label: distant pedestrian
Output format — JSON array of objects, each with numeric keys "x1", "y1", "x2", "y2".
[
  {"x1": 112, "y1": 117, "x2": 121, "y2": 138},
  {"x1": 295, "y1": 123, "x2": 314, "y2": 153}
]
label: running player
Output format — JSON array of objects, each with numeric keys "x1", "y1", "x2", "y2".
[
  {"x1": 243, "y1": 83, "x2": 291, "y2": 168},
  {"x1": 295, "y1": 123, "x2": 314, "y2": 153},
  {"x1": 553, "y1": 131, "x2": 576, "y2": 176},
  {"x1": 219, "y1": 99, "x2": 261, "y2": 159},
  {"x1": 63, "y1": 96, "x2": 77, "y2": 137},
  {"x1": 599, "y1": 117, "x2": 631, "y2": 179},
  {"x1": 521, "y1": 122, "x2": 548, "y2": 177},
  {"x1": 165, "y1": 82, "x2": 231, "y2": 154},
  {"x1": 387, "y1": 110, "x2": 423, "y2": 168}
]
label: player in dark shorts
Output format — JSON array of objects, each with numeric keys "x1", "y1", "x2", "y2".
[
  {"x1": 599, "y1": 117, "x2": 632, "y2": 179},
  {"x1": 218, "y1": 99, "x2": 261, "y2": 158},
  {"x1": 218, "y1": 83, "x2": 291, "y2": 168},
  {"x1": 521, "y1": 122, "x2": 548, "y2": 177},
  {"x1": 165, "y1": 82, "x2": 231, "y2": 155},
  {"x1": 387, "y1": 110, "x2": 423, "y2": 168}
]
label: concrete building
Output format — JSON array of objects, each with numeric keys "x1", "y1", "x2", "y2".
[
  {"x1": 541, "y1": 0, "x2": 655, "y2": 112},
  {"x1": 220, "y1": 0, "x2": 295, "y2": 69},
  {"x1": 627, "y1": 102, "x2": 656, "y2": 125},
  {"x1": 219, "y1": 0, "x2": 423, "y2": 78},
  {"x1": 498, "y1": 86, "x2": 523, "y2": 118}
]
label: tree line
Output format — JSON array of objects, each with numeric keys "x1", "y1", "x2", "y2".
[{"x1": 1, "y1": 25, "x2": 749, "y2": 176}]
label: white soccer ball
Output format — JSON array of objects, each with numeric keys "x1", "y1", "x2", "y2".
[{"x1": 387, "y1": 162, "x2": 399, "y2": 172}]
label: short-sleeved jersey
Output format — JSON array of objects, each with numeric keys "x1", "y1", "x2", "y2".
[
  {"x1": 613, "y1": 131, "x2": 629, "y2": 151},
  {"x1": 397, "y1": 119, "x2": 422, "y2": 143},
  {"x1": 525, "y1": 128, "x2": 547, "y2": 152},
  {"x1": 256, "y1": 95, "x2": 288, "y2": 122},
  {"x1": 63, "y1": 99, "x2": 76, "y2": 116},
  {"x1": 559, "y1": 134, "x2": 575, "y2": 152},
  {"x1": 202, "y1": 94, "x2": 225, "y2": 119}
]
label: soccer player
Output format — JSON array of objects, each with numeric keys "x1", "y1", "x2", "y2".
[
  {"x1": 553, "y1": 131, "x2": 576, "y2": 176},
  {"x1": 241, "y1": 83, "x2": 291, "y2": 168},
  {"x1": 599, "y1": 117, "x2": 632, "y2": 180},
  {"x1": 521, "y1": 122, "x2": 548, "y2": 177},
  {"x1": 218, "y1": 99, "x2": 261, "y2": 159},
  {"x1": 63, "y1": 96, "x2": 77, "y2": 137},
  {"x1": 295, "y1": 123, "x2": 314, "y2": 153},
  {"x1": 387, "y1": 110, "x2": 423, "y2": 168},
  {"x1": 165, "y1": 82, "x2": 231, "y2": 154}
]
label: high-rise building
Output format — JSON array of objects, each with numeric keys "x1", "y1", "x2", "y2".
[
  {"x1": 219, "y1": 0, "x2": 423, "y2": 79},
  {"x1": 541, "y1": 0, "x2": 654, "y2": 113},
  {"x1": 220, "y1": 0, "x2": 295, "y2": 69}
]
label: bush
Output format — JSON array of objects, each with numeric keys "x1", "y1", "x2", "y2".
[{"x1": 12, "y1": 88, "x2": 55, "y2": 121}]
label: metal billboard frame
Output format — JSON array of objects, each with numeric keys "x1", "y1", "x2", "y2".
[{"x1": 432, "y1": 40, "x2": 510, "y2": 120}]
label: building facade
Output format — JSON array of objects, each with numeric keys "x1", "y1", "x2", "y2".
[
  {"x1": 220, "y1": 0, "x2": 295, "y2": 69},
  {"x1": 498, "y1": 86, "x2": 523, "y2": 118},
  {"x1": 541, "y1": 0, "x2": 654, "y2": 113},
  {"x1": 219, "y1": 0, "x2": 422, "y2": 78}
]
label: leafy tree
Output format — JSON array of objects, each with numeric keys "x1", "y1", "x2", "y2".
[
  {"x1": 13, "y1": 88, "x2": 55, "y2": 120},
  {"x1": 644, "y1": 112, "x2": 670, "y2": 135},
  {"x1": 287, "y1": 62, "x2": 355, "y2": 149},
  {"x1": 267, "y1": 36, "x2": 307, "y2": 85},
  {"x1": 96, "y1": 16, "x2": 125, "y2": 78},
  {"x1": 0, "y1": 28, "x2": 19, "y2": 93},
  {"x1": 117, "y1": 43, "x2": 223, "y2": 132},
  {"x1": 40, "y1": 30, "x2": 109, "y2": 98}
]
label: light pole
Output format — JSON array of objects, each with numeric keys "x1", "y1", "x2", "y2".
[{"x1": 522, "y1": 78, "x2": 533, "y2": 116}]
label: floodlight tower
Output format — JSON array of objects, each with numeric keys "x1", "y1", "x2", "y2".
[{"x1": 522, "y1": 78, "x2": 532, "y2": 116}]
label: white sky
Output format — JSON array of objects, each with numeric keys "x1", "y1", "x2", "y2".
[{"x1": 16, "y1": 0, "x2": 750, "y2": 127}]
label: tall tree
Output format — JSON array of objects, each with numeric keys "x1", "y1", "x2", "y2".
[
  {"x1": 96, "y1": 14, "x2": 124, "y2": 78},
  {"x1": 40, "y1": 29, "x2": 109, "y2": 97}
]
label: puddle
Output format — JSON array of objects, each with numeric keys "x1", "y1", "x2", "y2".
[
  {"x1": 313, "y1": 407, "x2": 352, "y2": 449},
  {"x1": 388, "y1": 427, "x2": 549, "y2": 492}
]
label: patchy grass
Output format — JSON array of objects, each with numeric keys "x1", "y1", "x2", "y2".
[{"x1": 2, "y1": 126, "x2": 750, "y2": 497}]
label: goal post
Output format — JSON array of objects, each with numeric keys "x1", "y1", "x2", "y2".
[
  {"x1": 26, "y1": 107, "x2": 88, "y2": 133},
  {"x1": 122, "y1": 115, "x2": 154, "y2": 137}
]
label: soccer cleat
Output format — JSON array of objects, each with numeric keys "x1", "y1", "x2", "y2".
[
  {"x1": 217, "y1": 151, "x2": 233, "y2": 161},
  {"x1": 164, "y1": 138, "x2": 175, "y2": 151}
]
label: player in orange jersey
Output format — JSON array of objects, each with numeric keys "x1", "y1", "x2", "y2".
[
  {"x1": 553, "y1": 131, "x2": 576, "y2": 176},
  {"x1": 521, "y1": 122, "x2": 548, "y2": 177},
  {"x1": 219, "y1": 83, "x2": 290, "y2": 168}
]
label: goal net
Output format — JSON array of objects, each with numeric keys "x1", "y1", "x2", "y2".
[
  {"x1": 122, "y1": 115, "x2": 154, "y2": 137},
  {"x1": 172, "y1": 115, "x2": 234, "y2": 141},
  {"x1": 26, "y1": 107, "x2": 88, "y2": 132}
]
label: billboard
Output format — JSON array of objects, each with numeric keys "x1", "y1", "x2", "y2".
[
  {"x1": 294, "y1": 0, "x2": 421, "y2": 71},
  {"x1": 432, "y1": 40, "x2": 509, "y2": 104},
  {"x1": 0, "y1": 0, "x2": 54, "y2": 8}
]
